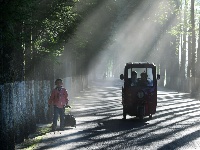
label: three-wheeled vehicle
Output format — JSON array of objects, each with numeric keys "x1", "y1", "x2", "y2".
[{"x1": 120, "y1": 62, "x2": 160, "y2": 120}]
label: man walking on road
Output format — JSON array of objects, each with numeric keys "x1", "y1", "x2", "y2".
[{"x1": 48, "y1": 79, "x2": 69, "y2": 131}]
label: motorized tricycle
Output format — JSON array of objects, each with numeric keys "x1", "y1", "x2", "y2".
[{"x1": 120, "y1": 62, "x2": 160, "y2": 120}]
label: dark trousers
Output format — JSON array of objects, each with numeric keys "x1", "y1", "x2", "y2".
[{"x1": 53, "y1": 106, "x2": 65, "y2": 128}]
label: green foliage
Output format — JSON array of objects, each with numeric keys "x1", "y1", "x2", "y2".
[
  {"x1": 154, "y1": 0, "x2": 200, "y2": 37},
  {"x1": 153, "y1": 0, "x2": 178, "y2": 24},
  {"x1": 1, "y1": 0, "x2": 36, "y2": 47},
  {"x1": 69, "y1": 0, "x2": 124, "y2": 60},
  {"x1": 1, "y1": 0, "x2": 123, "y2": 63},
  {"x1": 33, "y1": 1, "x2": 79, "y2": 58}
]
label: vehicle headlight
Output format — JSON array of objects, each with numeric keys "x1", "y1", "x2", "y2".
[{"x1": 137, "y1": 91, "x2": 145, "y2": 99}]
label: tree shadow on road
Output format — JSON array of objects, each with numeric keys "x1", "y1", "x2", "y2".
[{"x1": 101, "y1": 118, "x2": 149, "y2": 132}]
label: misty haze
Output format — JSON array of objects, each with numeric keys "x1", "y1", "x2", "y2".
[{"x1": 1, "y1": 0, "x2": 200, "y2": 149}]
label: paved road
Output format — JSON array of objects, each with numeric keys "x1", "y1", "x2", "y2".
[{"x1": 27, "y1": 79, "x2": 200, "y2": 150}]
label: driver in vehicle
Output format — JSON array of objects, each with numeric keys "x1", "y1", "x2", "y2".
[
  {"x1": 139, "y1": 72, "x2": 153, "y2": 86},
  {"x1": 131, "y1": 71, "x2": 138, "y2": 86},
  {"x1": 139, "y1": 72, "x2": 149, "y2": 86}
]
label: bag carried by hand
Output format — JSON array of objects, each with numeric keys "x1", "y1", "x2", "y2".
[
  {"x1": 64, "y1": 105, "x2": 76, "y2": 128},
  {"x1": 64, "y1": 114, "x2": 76, "y2": 128}
]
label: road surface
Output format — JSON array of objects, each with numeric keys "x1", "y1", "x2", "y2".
[{"x1": 18, "y1": 78, "x2": 200, "y2": 150}]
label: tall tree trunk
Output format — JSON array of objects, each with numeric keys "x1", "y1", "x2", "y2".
[
  {"x1": 180, "y1": 0, "x2": 187, "y2": 80},
  {"x1": 190, "y1": 0, "x2": 196, "y2": 95},
  {"x1": 187, "y1": 0, "x2": 192, "y2": 78},
  {"x1": 197, "y1": 19, "x2": 200, "y2": 78},
  {"x1": 191, "y1": 0, "x2": 196, "y2": 77}
]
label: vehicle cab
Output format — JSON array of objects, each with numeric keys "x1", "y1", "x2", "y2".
[{"x1": 120, "y1": 62, "x2": 160, "y2": 120}]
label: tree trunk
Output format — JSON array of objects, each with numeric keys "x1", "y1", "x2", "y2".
[
  {"x1": 190, "y1": 0, "x2": 196, "y2": 95},
  {"x1": 179, "y1": 0, "x2": 187, "y2": 91}
]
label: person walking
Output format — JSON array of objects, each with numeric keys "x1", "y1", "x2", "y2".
[{"x1": 48, "y1": 79, "x2": 69, "y2": 131}]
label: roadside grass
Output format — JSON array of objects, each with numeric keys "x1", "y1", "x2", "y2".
[
  {"x1": 15, "y1": 124, "x2": 52, "y2": 150},
  {"x1": 16, "y1": 106, "x2": 73, "y2": 149}
]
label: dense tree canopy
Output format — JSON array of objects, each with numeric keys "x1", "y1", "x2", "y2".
[
  {"x1": 2, "y1": 1, "x2": 200, "y2": 149},
  {"x1": 0, "y1": 0, "x2": 200, "y2": 87},
  {"x1": 0, "y1": 0, "x2": 129, "y2": 82}
]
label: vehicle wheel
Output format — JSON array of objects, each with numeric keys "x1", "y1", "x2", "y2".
[
  {"x1": 149, "y1": 114, "x2": 152, "y2": 119},
  {"x1": 123, "y1": 107, "x2": 126, "y2": 120},
  {"x1": 139, "y1": 107, "x2": 144, "y2": 120},
  {"x1": 139, "y1": 116, "x2": 144, "y2": 120}
]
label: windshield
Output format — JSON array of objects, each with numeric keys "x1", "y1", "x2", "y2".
[{"x1": 127, "y1": 67, "x2": 153, "y2": 87}]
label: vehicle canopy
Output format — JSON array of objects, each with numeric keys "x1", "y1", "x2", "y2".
[{"x1": 120, "y1": 62, "x2": 159, "y2": 87}]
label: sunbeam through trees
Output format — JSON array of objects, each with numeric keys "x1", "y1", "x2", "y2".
[{"x1": 1, "y1": 0, "x2": 200, "y2": 149}]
